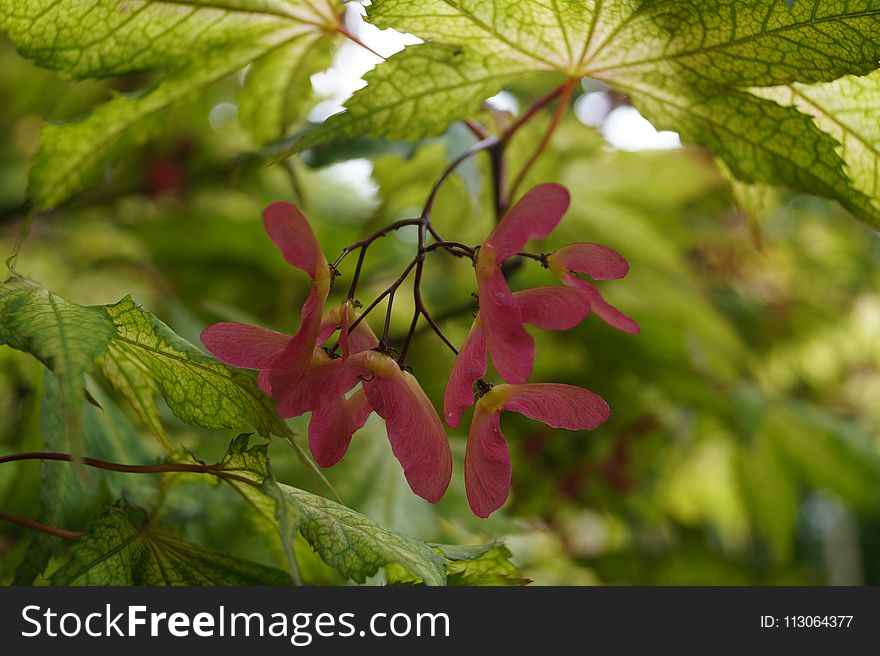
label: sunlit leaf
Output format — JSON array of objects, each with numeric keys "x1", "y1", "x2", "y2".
[
  {"x1": 753, "y1": 71, "x2": 880, "y2": 220},
  {"x1": 341, "y1": 0, "x2": 880, "y2": 225},
  {"x1": 0, "y1": 0, "x2": 343, "y2": 208},
  {"x1": 387, "y1": 542, "x2": 529, "y2": 586},
  {"x1": 239, "y1": 33, "x2": 334, "y2": 144},
  {"x1": 370, "y1": 0, "x2": 591, "y2": 72},
  {"x1": 103, "y1": 296, "x2": 290, "y2": 440},
  {"x1": 283, "y1": 42, "x2": 527, "y2": 154}
]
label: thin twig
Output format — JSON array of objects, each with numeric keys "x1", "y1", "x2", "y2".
[
  {"x1": 509, "y1": 79, "x2": 577, "y2": 199},
  {"x1": 344, "y1": 257, "x2": 419, "y2": 338},
  {"x1": 381, "y1": 289, "x2": 395, "y2": 345},
  {"x1": 332, "y1": 218, "x2": 423, "y2": 269},
  {"x1": 502, "y1": 84, "x2": 567, "y2": 143},
  {"x1": 422, "y1": 241, "x2": 475, "y2": 257},
  {"x1": 398, "y1": 302, "x2": 422, "y2": 364},
  {"x1": 490, "y1": 144, "x2": 509, "y2": 219},
  {"x1": 419, "y1": 305, "x2": 459, "y2": 356},
  {"x1": 0, "y1": 451, "x2": 259, "y2": 488},
  {"x1": 347, "y1": 247, "x2": 369, "y2": 299},
  {"x1": 423, "y1": 136, "x2": 501, "y2": 220},
  {"x1": 399, "y1": 235, "x2": 426, "y2": 365},
  {"x1": 0, "y1": 512, "x2": 83, "y2": 541},
  {"x1": 463, "y1": 119, "x2": 490, "y2": 140},
  {"x1": 517, "y1": 251, "x2": 549, "y2": 265}
]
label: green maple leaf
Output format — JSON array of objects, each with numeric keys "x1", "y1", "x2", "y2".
[
  {"x1": 280, "y1": 42, "x2": 530, "y2": 153},
  {"x1": 0, "y1": 0, "x2": 343, "y2": 208},
  {"x1": 583, "y1": 1, "x2": 880, "y2": 225},
  {"x1": 102, "y1": 297, "x2": 290, "y2": 441},
  {"x1": 265, "y1": 480, "x2": 448, "y2": 585},
  {"x1": 386, "y1": 542, "x2": 530, "y2": 586},
  {"x1": 239, "y1": 33, "x2": 335, "y2": 145},
  {"x1": 50, "y1": 504, "x2": 292, "y2": 585},
  {"x1": 302, "y1": 0, "x2": 880, "y2": 226},
  {"x1": 215, "y1": 436, "x2": 448, "y2": 585},
  {"x1": 0, "y1": 277, "x2": 116, "y2": 455},
  {"x1": 432, "y1": 543, "x2": 529, "y2": 586},
  {"x1": 752, "y1": 71, "x2": 880, "y2": 219},
  {"x1": 0, "y1": 277, "x2": 291, "y2": 449},
  {"x1": 368, "y1": 0, "x2": 594, "y2": 74},
  {"x1": 585, "y1": 1, "x2": 880, "y2": 85}
]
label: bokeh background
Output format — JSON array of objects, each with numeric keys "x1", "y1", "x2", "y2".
[{"x1": 2, "y1": 9, "x2": 880, "y2": 585}]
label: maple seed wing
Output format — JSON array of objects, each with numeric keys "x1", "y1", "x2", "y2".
[
  {"x1": 262, "y1": 202, "x2": 328, "y2": 279},
  {"x1": 444, "y1": 317, "x2": 488, "y2": 428},
  {"x1": 308, "y1": 390, "x2": 373, "y2": 468},
  {"x1": 200, "y1": 322, "x2": 290, "y2": 370},
  {"x1": 562, "y1": 276, "x2": 640, "y2": 335},
  {"x1": 478, "y1": 267, "x2": 534, "y2": 384},
  {"x1": 465, "y1": 404, "x2": 511, "y2": 519},
  {"x1": 551, "y1": 243, "x2": 630, "y2": 280},
  {"x1": 267, "y1": 284, "x2": 328, "y2": 397},
  {"x1": 365, "y1": 370, "x2": 452, "y2": 503},
  {"x1": 484, "y1": 183, "x2": 570, "y2": 262},
  {"x1": 503, "y1": 384, "x2": 610, "y2": 431},
  {"x1": 515, "y1": 287, "x2": 591, "y2": 331}
]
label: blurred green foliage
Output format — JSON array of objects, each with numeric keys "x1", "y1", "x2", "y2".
[{"x1": 2, "y1": 34, "x2": 880, "y2": 586}]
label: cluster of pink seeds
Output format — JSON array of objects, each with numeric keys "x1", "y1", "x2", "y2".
[{"x1": 202, "y1": 184, "x2": 637, "y2": 517}]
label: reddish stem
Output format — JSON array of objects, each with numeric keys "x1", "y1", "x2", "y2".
[
  {"x1": 0, "y1": 512, "x2": 83, "y2": 541},
  {"x1": 333, "y1": 218, "x2": 423, "y2": 269},
  {"x1": 0, "y1": 452, "x2": 258, "y2": 487},
  {"x1": 464, "y1": 119, "x2": 490, "y2": 140},
  {"x1": 337, "y1": 25, "x2": 386, "y2": 60},
  {"x1": 502, "y1": 84, "x2": 567, "y2": 142},
  {"x1": 509, "y1": 79, "x2": 577, "y2": 200}
]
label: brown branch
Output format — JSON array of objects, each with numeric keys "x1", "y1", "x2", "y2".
[
  {"x1": 464, "y1": 119, "x2": 490, "y2": 140},
  {"x1": 0, "y1": 512, "x2": 83, "y2": 541},
  {"x1": 0, "y1": 452, "x2": 259, "y2": 488}
]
